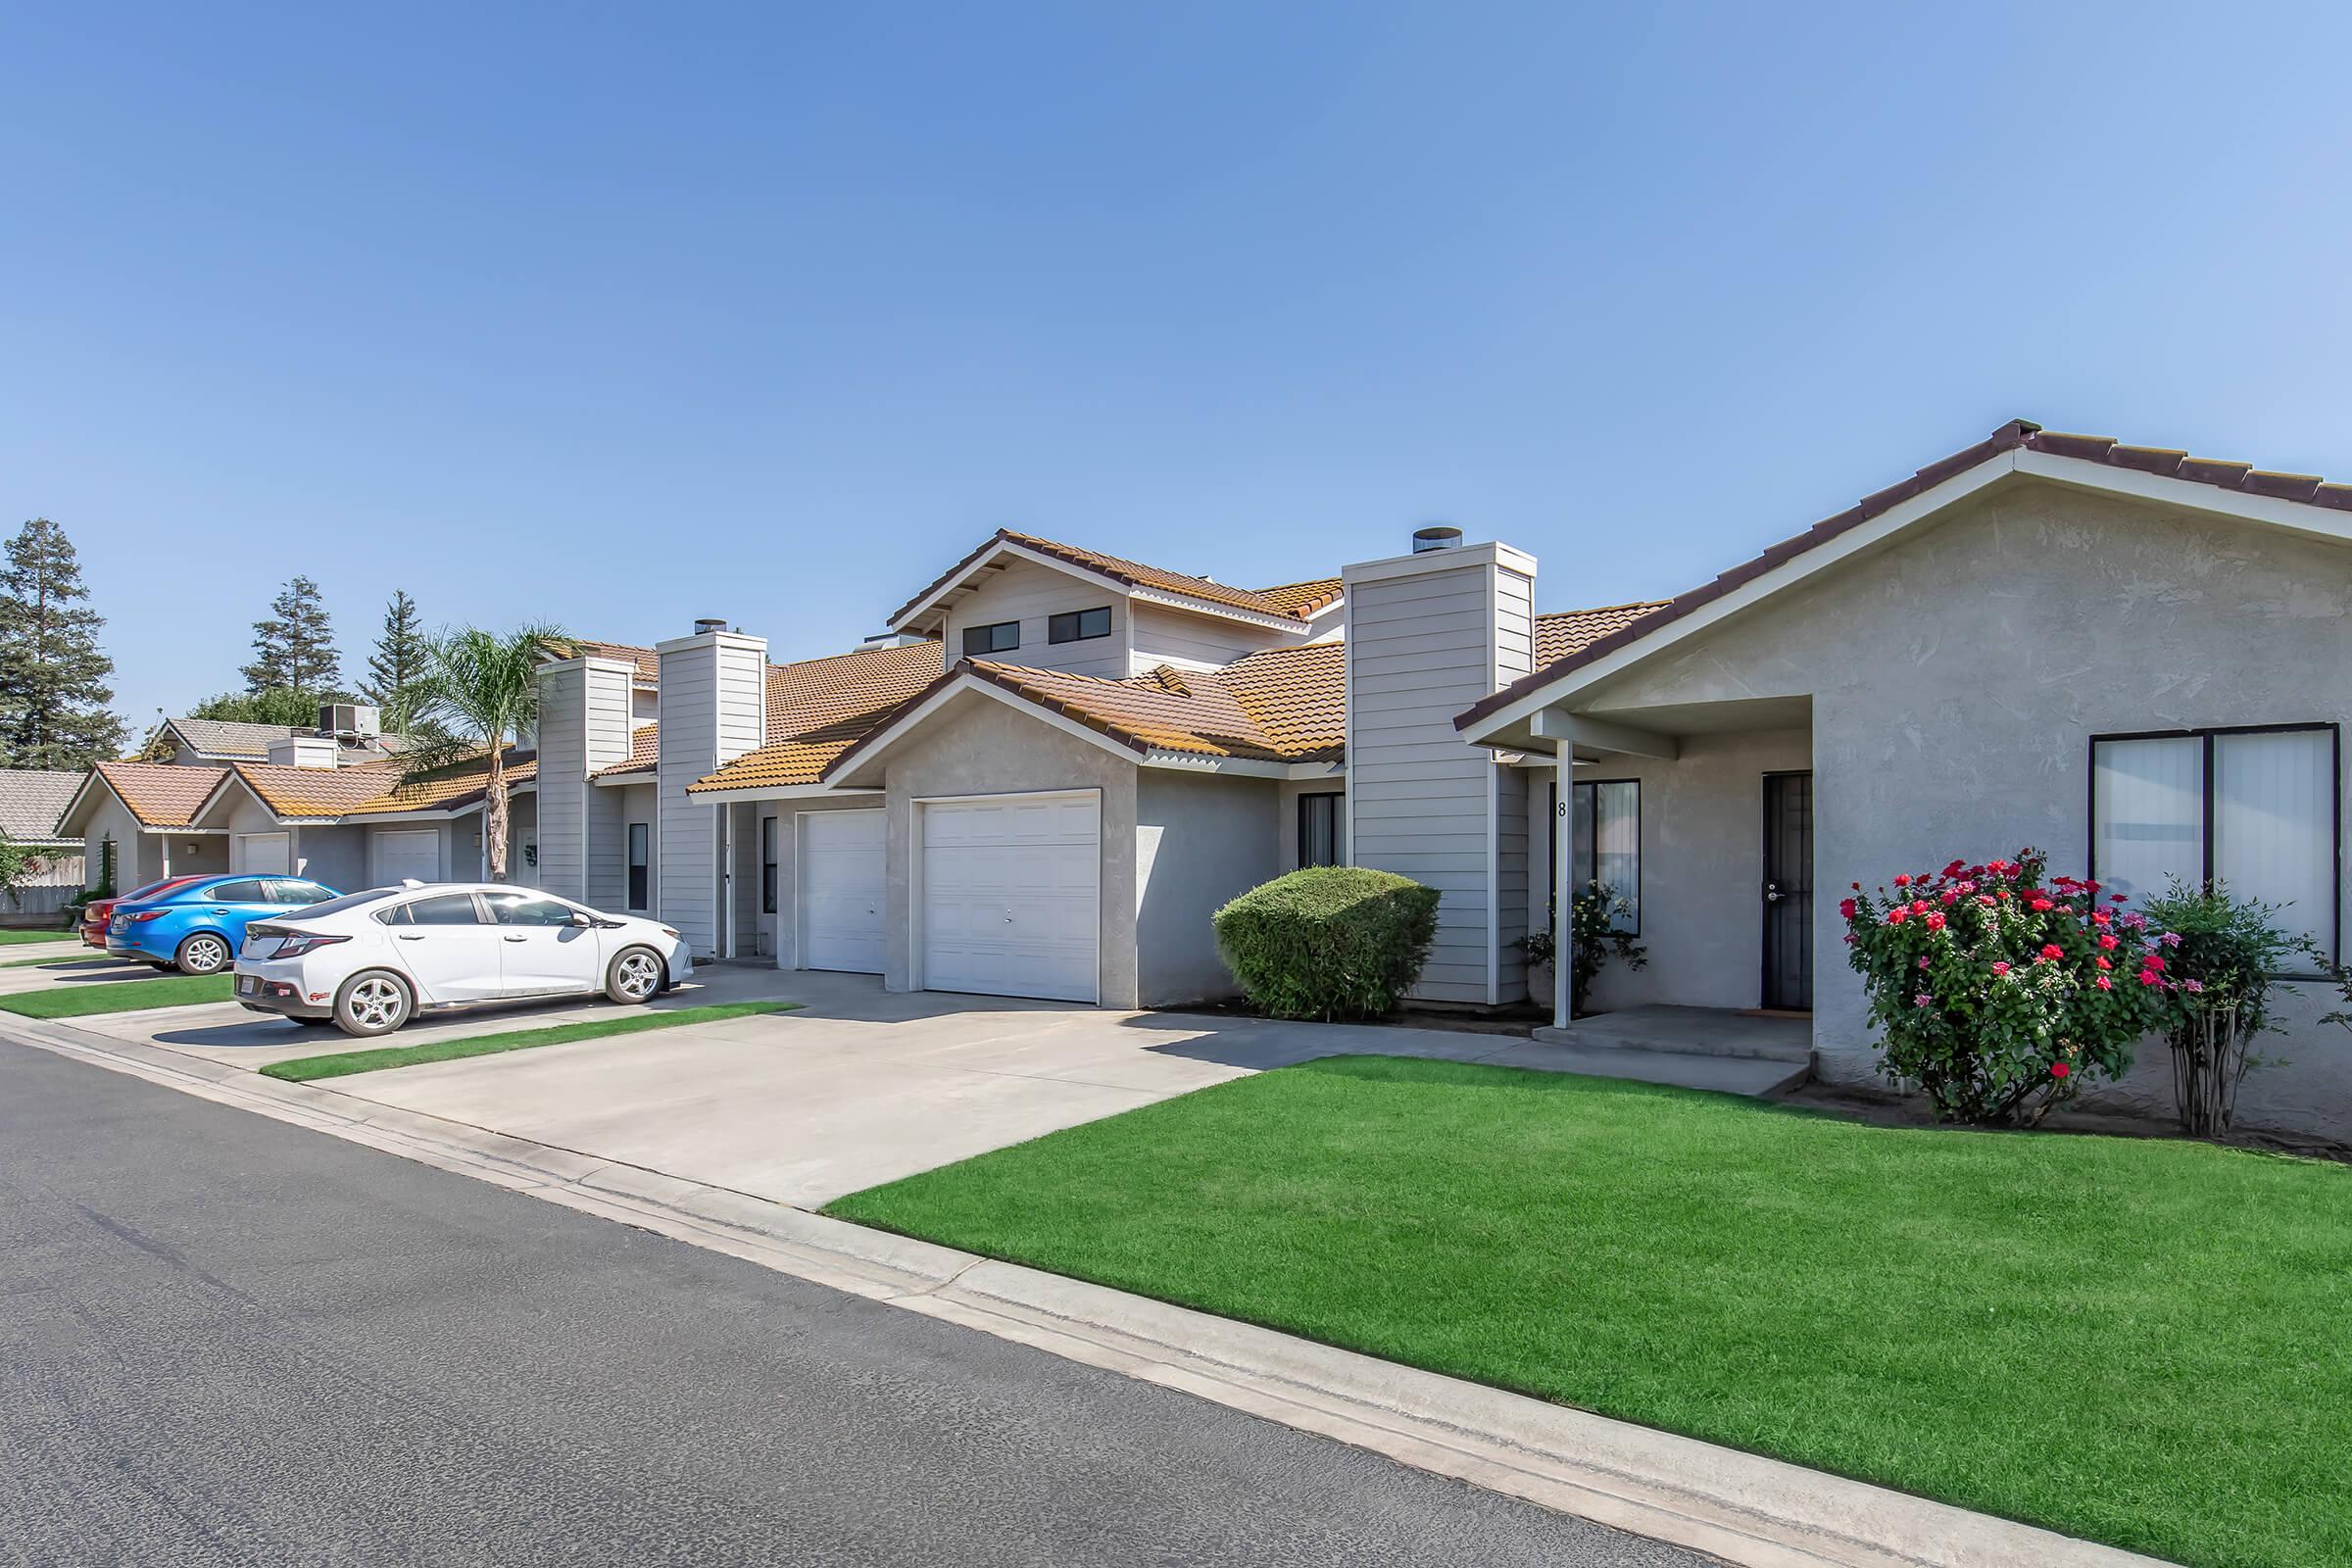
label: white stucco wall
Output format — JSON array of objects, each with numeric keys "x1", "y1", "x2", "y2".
[
  {"x1": 1135, "y1": 769, "x2": 1281, "y2": 1005},
  {"x1": 943, "y1": 559, "x2": 1130, "y2": 678},
  {"x1": 1569, "y1": 477, "x2": 2352, "y2": 1137}
]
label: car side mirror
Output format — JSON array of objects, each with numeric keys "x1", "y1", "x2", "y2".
[{"x1": 569, "y1": 911, "x2": 595, "y2": 928}]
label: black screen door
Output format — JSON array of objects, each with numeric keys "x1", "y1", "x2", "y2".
[{"x1": 1761, "y1": 771, "x2": 1813, "y2": 1010}]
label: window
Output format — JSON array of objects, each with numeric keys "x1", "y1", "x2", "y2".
[
  {"x1": 484, "y1": 891, "x2": 582, "y2": 927},
  {"x1": 207, "y1": 880, "x2": 270, "y2": 905},
  {"x1": 403, "y1": 893, "x2": 485, "y2": 926},
  {"x1": 961, "y1": 619, "x2": 1019, "y2": 656},
  {"x1": 1547, "y1": 779, "x2": 1640, "y2": 934},
  {"x1": 2092, "y1": 724, "x2": 2339, "y2": 963},
  {"x1": 1049, "y1": 607, "x2": 1112, "y2": 644},
  {"x1": 1297, "y1": 793, "x2": 1345, "y2": 867},
  {"x1": 760, "y1": 816, "x2": 779, "y2": 915},
  {"x1": 268, "y1": 880, "x2": 334, "y2": 906},
  {"x1": 627, "y1": 823, "x2": 650, "y2": 911}
]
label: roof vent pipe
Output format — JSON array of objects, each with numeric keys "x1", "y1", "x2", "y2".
[
  {"x1": 1411, "y1": 525, "x2": 1464, "y2": 554},
  {"x1": 693, "y1": 617, "x2": 729, "y2": 636}
]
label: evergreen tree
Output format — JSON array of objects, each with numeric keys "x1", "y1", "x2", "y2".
[
  {"x1": 188, "y1": 688, "x2": 358, "y2": 727},
  {"x1": 242, "y1": 575, "x2": 340, "y2": 696},
  {"x1": 361, "y1": 589, "x2": 426, "y2": 730},
  {"x1": 0, "y1": 517, "x2": 127, "y2": 769}
]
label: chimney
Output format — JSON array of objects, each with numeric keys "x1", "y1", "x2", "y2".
[
  {"x1": 532, "y1": 653, "x2": 639, "y2": 903},
  {"x1": 265, "y1": 734, "x2": 341, "y2": 769},
  {"x1": 657, "y1": 617, "x2": 770, "y2": 956},
  {"x1": 1342, "y1": 534, "x2": 1537, "y2": 1007}
]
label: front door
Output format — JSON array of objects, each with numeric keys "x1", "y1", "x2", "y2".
[{"x1": 1761, "y1": 771, "x2": 1813, "y2": 1010}]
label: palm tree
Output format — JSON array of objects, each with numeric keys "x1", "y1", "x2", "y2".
[{"x1": 404, "y1": 622, "x2": 564, "y2": 881}]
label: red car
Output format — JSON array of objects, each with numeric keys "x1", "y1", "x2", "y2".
[{"x1": 80, "y1": 875, "x2": 205, "y2": 951}]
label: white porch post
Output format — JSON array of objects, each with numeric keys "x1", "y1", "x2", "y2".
[{"x1": 1553, "y1": 759, "x2": 1573, "y2": 1030}]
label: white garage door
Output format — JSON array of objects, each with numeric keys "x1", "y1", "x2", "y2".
[
  {"x1": 233, "y1": 832, "x2": 291, "y2": 875},
  {"x1": 374, "y1": 829, "x2": 440, "y2": 886},
  {"x1": 920, "y1": 792, "x2": 1099, "y2": 1004},
  {"x1": 799, "y1": 810, "x2": 886, "y2": 973}
]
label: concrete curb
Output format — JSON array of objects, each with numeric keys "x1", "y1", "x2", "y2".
[{"x1": 4, "y1": 1018, "x2": 2170, "y2": 1568}]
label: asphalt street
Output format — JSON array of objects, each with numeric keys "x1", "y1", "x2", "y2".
[{"x1": 0, "y1": 1039, "x2": 1706, "y2": 1567}]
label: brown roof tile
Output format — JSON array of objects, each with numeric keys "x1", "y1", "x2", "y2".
[
  {"x1": 686, "y1": 641, "x2": 945, "y2": 794},
  {"x1": 230, "y1": 748, "x2": 538, "y2": 819},
  {"x1": 593, "y1": 724, "x2": 661, "y2": 779},
  {"x1": 92, "y1": 761, "x2": 229, "y2": 827},
  {"x1": 1458, "y1": 418, "x2": 2352, "y2": 729},
  {"x1": 551, "y1": 639, "x2": 662, "y2": 685},
  {"x1": 890, "y1": 529, "x2": 1339, "y2": 629}
]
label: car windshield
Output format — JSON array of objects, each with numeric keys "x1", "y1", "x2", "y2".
[{"x1": 280, "y1": 889, "x2": 399, "y2": 921}]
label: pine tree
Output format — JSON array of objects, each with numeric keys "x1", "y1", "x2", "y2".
[
  {"x1": 361, "y1": 589, "x2": 426, "y2": 731},
  {"x1": 0, "y1": 517, "x2": 127, "y2": 769},
  {"x1": 242, "y1": 575, "x2": 341, "y2": 696}
]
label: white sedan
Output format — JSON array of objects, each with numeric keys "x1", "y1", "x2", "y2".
[{"x1": 232, "y1": 883, "x2": 694, "y2": 1038}]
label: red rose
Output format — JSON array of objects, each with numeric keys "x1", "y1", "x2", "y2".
[
  {"x1": 2094, "y1": 976, "x2": 2112, "y2": 991},
  {"x1": 2038, "y1": 944, "x2": 2064, "y2": 961},
  {"x1": 1912, "y1": 899, "x2": 1932, "y2": 915},
  {"x1": 1893, "y1": 874, "x2": 1911, "y2": 888},
  {"x1": 2029, "y1": 898, "x2": 2054, "y2": 912},
  {"x1": 2143, "y1": 955, "x2": 2166, "y2": 973},
  {"x1": 2051, "y1": 1061, "x2": 2071, "y2": 1077},
  {"x1": 1925, "y1": 911, "x2": 1946, "y2": 931},
  {"x1": 1990, "y1": 961, "x2": 2011, "y2": 976},
  {"x1": 2091, "y1": 909, "x2": 2111, "y2": 926},
  {"x1": 2098, "y1": 933, "x2": 2118, "y2": 950},
  {"x1": 1838, "y1": 898, "x2": 1858, "y2": 920},
  {"x1": 1886, "y1": 906, "x2": 1909, "y2": 925},
  {"x1": 2111, "y1": 893, "x2": 2130, "y2": 904},
  {"x1": 2094, "y1": 956, "x2": 2112, "y2": 970}
]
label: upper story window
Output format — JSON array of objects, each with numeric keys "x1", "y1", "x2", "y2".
[
  {"x1": 2091, "y1": 724, "x2": 2339, "y2": 966},
  {"x1": 961, "y1": 620, "x2": 1019, "y2": 657},
  {"x1": 1049, "y1": 607, "x2": 1112, "y2": 644}
]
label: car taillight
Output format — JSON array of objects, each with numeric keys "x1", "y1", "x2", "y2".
[
  {"x1": 269, "y1": 931, "x2": 351, "y2": 959},
  {"x1": 130, "y1": 909, "x2": 170, "y2": 923}
]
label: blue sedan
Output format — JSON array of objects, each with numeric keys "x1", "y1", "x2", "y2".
[{"x1": 107, "y1": 873, "x2": 342, "y2": 975}]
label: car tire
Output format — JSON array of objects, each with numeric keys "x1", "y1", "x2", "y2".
[
  {"x1": 605, "y1": 946, "x2": 665, "y2": 1005},
  {"x1": 175, "y1": 932, "x2": 232, "y2": 976},
  {"x1": 333, "y1": 970, "x2": 414, "y2": 1038}
]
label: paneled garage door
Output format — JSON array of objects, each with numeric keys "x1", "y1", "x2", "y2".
[
  {"x1": 919, "y1": 792, "x2": 1099, "y2": 1004},
  {"x1": 232, "y1": 832, "x2": 291, "y2": 875},
  {"x1": 799, "y1": 810, "x2": 886, "y2": 973},
  {"x1": 374, "y1": 829, "x2": 440, "y2": 886}
]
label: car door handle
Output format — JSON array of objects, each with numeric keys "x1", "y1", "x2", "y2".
[
  {"x1": 503, "y1": 935, "x2": 527, "y2": 943},
  {"x1": 397, "y1": 933, "x2": 425, "y2": 941}
]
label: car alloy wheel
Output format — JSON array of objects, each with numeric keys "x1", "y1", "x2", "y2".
[
  {"x1": 339, "y1": 973, "x2": 410, "y2": 1036},
  {"x1": 177, "y1": 934, "x2": 230, "y2": 975},
  {"x1": 609, "y1": 948, "x2": 662, "y2": 1004}
]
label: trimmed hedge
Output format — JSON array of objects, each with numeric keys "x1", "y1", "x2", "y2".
[{"x1": 1213, "y1": 866, "x2": 1441, "y2": 1020}]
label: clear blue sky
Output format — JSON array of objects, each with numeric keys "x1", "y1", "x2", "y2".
[{"x1": 7, "y1": 3, "x2": 2350, "y2": 729}]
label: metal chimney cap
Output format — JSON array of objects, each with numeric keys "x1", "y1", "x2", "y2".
[
  {"x1": 1410, "y1": 525, "x2": 1465, "y2": 554},
  {"x1": 693, "y1": 617, "x2": 729, "y2": 635}
]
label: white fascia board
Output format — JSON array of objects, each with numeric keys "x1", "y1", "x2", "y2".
[
  {"x1": 1283, "y1": 759, "x2": 1347, "y2": 782},
  {"x1": 680, "y1": 781, "x2": 884, "y2": 806},
  {"x1": 2013, "y1": 450, "x2": 2352, "y2": 544},
  {"x1": 1458, "y1": 456, "x2": 2020, "y2": 744},
  {"x1": 591, "y1": 771, "x2": 657, "y2": 788},
  {"x1": 890, "y1": 539, "x2": 1313, "y2": 637},
  {"x1": 1341, "y1": 539, "x2": 1537, "y2": 589},
  {"x1": 1137, "y1": 750, "x2": 1290, "y2": 778}
]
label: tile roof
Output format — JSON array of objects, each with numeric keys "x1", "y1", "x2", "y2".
[
  {"x1": 552, "y1": 639, "x2": 662, "y2": 685},
  {"x1": 1215, "y1": 643, "x2": 1347, "y2": 760},
  {"x1": 1459, "y1": 418, "x2": 2352, "y2": 729},
  {"x1": 1248, "y1": 577, "x2": 1346, "y2": 616},
  {"x1": 0, "y1": 768, "x2": 86, "y2": 842},
  {"x1": 686, "y1": 641, "x2": 946, "y2": 794},
  {"x1": 891, "y1": 529, "x2": 1342, "y2": 628},
  {"x1": 1535, "y1": 603, "x2": 1674, "y2": 665},
  {"x1": 167, "y1": 717, "x2": 303, "y2": 759},
  {"x1": 230, "y1": 748, "x2": 539, "y2": 819},
  {"x1": 594, "y1": 724, "x2": 661, "y2": 779},
  {"x1": 91, "y1": 761, "x2": 228, "y2": 828}
]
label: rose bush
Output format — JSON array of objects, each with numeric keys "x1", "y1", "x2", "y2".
[{"x1": 1840, "y1": 849, "x2": 2165, "y2": 1125}]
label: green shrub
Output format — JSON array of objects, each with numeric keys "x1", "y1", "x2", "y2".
[{"x1": 1213, "y1": 866, "x2": 1440, "y2": 1020}]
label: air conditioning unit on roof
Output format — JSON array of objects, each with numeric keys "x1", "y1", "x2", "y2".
[{"x1": 318, "y1": 703, "x2": 382, "y2": 739}]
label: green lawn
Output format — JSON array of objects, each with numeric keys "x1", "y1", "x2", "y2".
[
  {"x1": 825, "y1": 1056, "x2": 2352, "y2": 1568},
  {"x1": 0, "y1": 974, "x2": 232, "y2": 1016},
  {"x1": 0, "y1": 954, "x2": 113, "y2": 969},
  {"x1": 0, "y1": 927, "x2": 74, "y2": 945},
  {"x1": 262, "y1": 1001, "x2": 799, "y2": 1082}
]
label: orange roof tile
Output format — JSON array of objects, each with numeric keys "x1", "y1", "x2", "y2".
[
  {"x1": 686, "y1": 641, "x2": 944, "y2": 794},
  {"x1": 1248, "y1": 577, "x2": 1345, "y2": 616},
  {"x1": 891, "y1": 529, "x2": 1340, "y2": 629},
  {"x1": 1535, "y1": 603, "x2": 1674, "y2": 665},
  {"x1": 230, "y1": 748, "x2": 538, "y2": 819},
  {"x1": 93, "y1": 760, "x2": 227, "y2": 827},
  {"x1": 594, "y1": 724, "x2": 661, "y2": 779},
  {"x1": 552, "y1": 639, "x2": 661, "y2": 685}
]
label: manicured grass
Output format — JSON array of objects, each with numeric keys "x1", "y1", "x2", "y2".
[
  {"x1": 825, "y1": 1056, "x2": 2352, "y2": 1568},
  {"x1": 261, "y1": 1001, "x2": 800, "y2": 1082},
  {"x1": 0, "y1": 953, "x2": 113, "y2": 969},
  {"x1": 0, "y1": 926, "x2": 74, "y2": 945},
  {"x1": 0, "y1": 974, "x2": 232, "y2": 1016}
]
